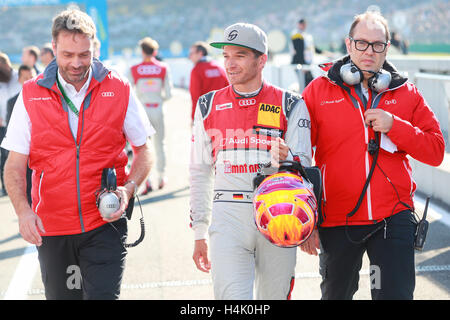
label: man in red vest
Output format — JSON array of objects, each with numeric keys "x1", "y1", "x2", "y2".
[
  {"x1": 3, "y1": 9, "x2": 153, "y2": 300},
  {"x1": 188, "y1": 41, "x2": 229, "y2": 124}
]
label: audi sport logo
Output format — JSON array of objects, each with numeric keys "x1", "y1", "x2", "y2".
[
  {"x1": 101, "y1": 92, "x2": 115, "y2": 97},
  {"x1": 239, "y1": 99, "x2": 256, "y2": 106}
]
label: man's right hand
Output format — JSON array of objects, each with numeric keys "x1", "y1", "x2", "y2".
[
  {"x1": 270, "y1": 137, "x2": 289, "y2": 167},
  {"x1": 18, "y1": 209, "x2": 45, "y2": 246},
  {"x1": 5, "y1": 151, "x2": 44, "y2": 246},
  {"x1": 193, "y1": 239, "x2": 211, "y2": 273}
]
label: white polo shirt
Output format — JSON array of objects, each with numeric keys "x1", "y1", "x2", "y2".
[{"x1": 1, "y1": 69, "x2": 155, "y2": 155}]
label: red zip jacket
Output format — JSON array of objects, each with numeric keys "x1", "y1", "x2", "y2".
[
  {"x1": 189, "y1": 57, "x2": 229, "y2": 121},
  {"x1": 23, "y1": 59, "x2": 129, "y2": 236},
  {"x1": 303, "y1": 56, "x2": 444, "y2": 227}
]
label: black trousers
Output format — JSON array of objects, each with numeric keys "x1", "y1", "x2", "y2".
[
  {"x1": 36, "y1": 218, "x2": 128, "y2": 300},
  {"x1": 318, "y1": 210, "x2": 416, "y2": 300}
]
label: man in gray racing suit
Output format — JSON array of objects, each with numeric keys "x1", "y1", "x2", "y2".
[{"x1": 189, "y1": 23, "x2": 312, "y2": 300}]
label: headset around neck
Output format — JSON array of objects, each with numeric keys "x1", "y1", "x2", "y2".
[{"x1": 339, "y1": 60, "x2": 391, "y2": 93}]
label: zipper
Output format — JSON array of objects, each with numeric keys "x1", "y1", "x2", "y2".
[
  {"x1": 319, "y1": 164, "x2": 327, "y2": 223},
  {"x1": 35, "y1": 171, "x2": 44, "y2": 213},
  {"x1": 356, "y1": 98, "x2": 374, "y2": 220},
  {"x1": 75, "y1": 115, "x2": 86, "y2": 233},
  {"x1": 320, "y1": 164, "x2": 327, "y2": 205},
  {"x1": 50, "y1": 86, "x2": 87, "y2": 232}
]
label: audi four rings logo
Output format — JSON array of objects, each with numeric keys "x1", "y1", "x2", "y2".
[
  {"x1": 239, "y1": 99, "x2": 256, "y2": 106},
  {"x1": 101, "y1": 92, "x2": 115, "y2": 97},
  {"x1": 385, "y1": 99, "x2": 397, "y2": 105},
  {"x1": 137, "y1": 65, "x2": 162, "y2": 75},
  {"x1": 298, "y1": 118, "x2": 311, "y2": 128},
  {"x1": 228, "y1": 30, "x2": 238, "y2": 41}
]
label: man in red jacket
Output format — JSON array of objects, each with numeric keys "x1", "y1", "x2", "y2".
[
  {"x1": 188, "y1": 41, "x2": 229, "y2": 123},
  {"x1": 3, "y1": 9, "x2": 153, "y2": 300},
  {"x1": 272, "y1": 10, "x2": 444, "y2": 300}
]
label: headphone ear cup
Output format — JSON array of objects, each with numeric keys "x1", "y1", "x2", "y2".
[
  {"x1": 368, "y1": 69, "x2": 391, "y2": 92},
  {"x1": 340, "y1": 62, "x2": 363, "y2": 86}
]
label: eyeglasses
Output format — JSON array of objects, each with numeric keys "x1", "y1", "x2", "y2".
[{"x1": 349, "y1": 37, "x2": 388, "y2": 53}]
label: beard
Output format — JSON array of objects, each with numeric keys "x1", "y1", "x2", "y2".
[
  {"x1": 0, "y1": 66, "x2": 12, "y2": 83},
  {"x1": 59, "y1": 64, "x2": 90, "y2": 86}
]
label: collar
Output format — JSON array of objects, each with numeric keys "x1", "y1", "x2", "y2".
[
  {"x1": 197, "y1": 56, "x2": 211, "y2": 64},
  {"x1": 232, "y1": 82, "x2": 265, "y2": 98}
]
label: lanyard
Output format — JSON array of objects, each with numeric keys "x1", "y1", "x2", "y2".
[{"x1": 56, "y1": 76, "x2": 79, "y2": 117}]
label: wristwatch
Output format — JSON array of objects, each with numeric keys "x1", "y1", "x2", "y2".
[{"x1": 124, "y1": 180, "x2": 138, "y2": 197}]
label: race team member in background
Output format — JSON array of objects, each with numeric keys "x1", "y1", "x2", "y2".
[
  {"x1": 5, "y1": 65, "x2": 36, "y2": 205},
  {"x1": 22, "y1": 45, "x2": 41, "y2": 75},
  {"x1": 272, "y1": 11, "x2": 445, "y2": 300},
  {"x1": 39, "y1": 43, "x2": 55, "y2": 68},
  {"x1": 190, "y1": 23, "x2": 312, "y2": 299},
  {"x1": 290, "y1": 18, "x2": 318, "y2": 90},
  {"x1": 188, "y1": 41, "x2": 229, "y2": 124},
  {"x1": 130, "y1": 37, "x2": 173, "y2": 193},
  {"x1": 3, "y1": 9, "x2": 154, "y2": 300},
  {"x1": 0, "y1": 52, "x2": 21, "y2": 197},
  {"x1": 6, "y1": 65, "x2": 36, "y2": 126}
]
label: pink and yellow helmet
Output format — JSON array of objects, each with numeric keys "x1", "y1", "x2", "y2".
[{"x1": 253, "y1": 172, "x2": 317, "y2": 247}]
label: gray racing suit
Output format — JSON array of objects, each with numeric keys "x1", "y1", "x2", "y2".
[{"x1": 189, "y1": 82, "x2": 311, "y2": 299}]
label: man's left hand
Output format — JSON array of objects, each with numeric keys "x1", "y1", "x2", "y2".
[{"x1": 101, "y1": 186, "x2": 131, "y2": 222}]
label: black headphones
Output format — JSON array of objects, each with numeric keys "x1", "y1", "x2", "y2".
[{"x1": 340, "y1": 61, "x2": 391, "y2": 93}]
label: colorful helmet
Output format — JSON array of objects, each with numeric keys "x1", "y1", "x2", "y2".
[{"x1": 253, "y1": 172, "x2": 318, "y2": 248}]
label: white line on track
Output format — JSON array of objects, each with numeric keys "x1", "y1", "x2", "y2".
[
  {"x1": 119, "y1": 264, "x2": 450, "y2": 291},
  {"x1": 3, "y1": 244, "x2": 39, "y2": 300}
]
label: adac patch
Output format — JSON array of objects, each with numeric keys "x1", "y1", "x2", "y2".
[{"x1": 257, "y1": 103, "x2": 281, "y2": 127}]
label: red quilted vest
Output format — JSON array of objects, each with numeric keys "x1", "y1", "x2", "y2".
[{"x1": 23, "y1": 60, "x2": 129, "y2": 235}]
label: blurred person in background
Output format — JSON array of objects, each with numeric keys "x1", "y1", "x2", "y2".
[
  {"x1": 40, "y1": 43, "x2": 55, "y2": 68},
  {"x1": 290, "y1": 18, "x2": 318, "y2": 90},
  {"x1": 93, "y1": 37, "x2": 101, "y2": 59},
  {"x1": 130, "y1": 37, "x2": 173, "y2": 193},
  {"x1": 5, "y1": 65, "x2": 36, "y2": 205},
  {"x1": 390, "y1": 31, "x2": 409, "y2": 55},
  {"x1": 6, "y1": 65, "x2": 36, "y2": 125},
  {"x1": 22, "y1": 45, "x2": 41, "y2": 74},
  {"x1": 188, "y1": 41, "x2": 229, "y2": 124},
  {"x1": 0, "y1": 52, "x2": 21, "y2": 196}
]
